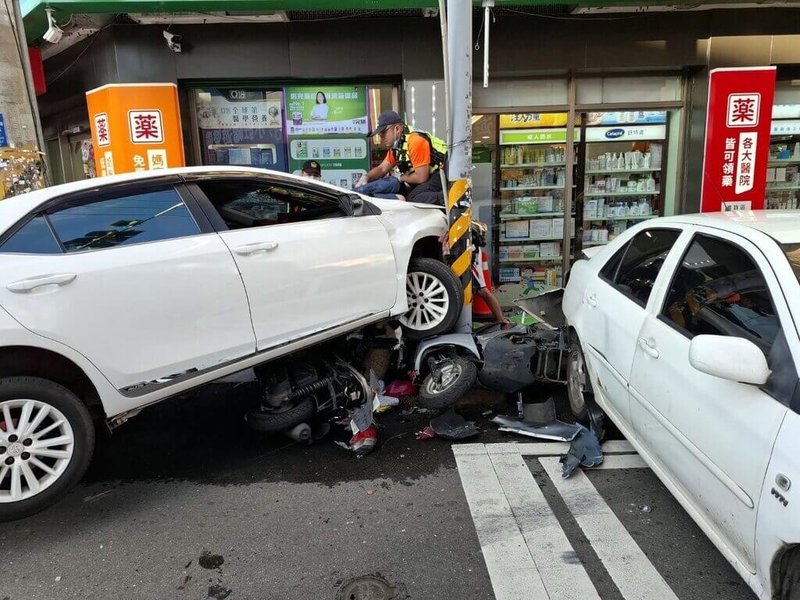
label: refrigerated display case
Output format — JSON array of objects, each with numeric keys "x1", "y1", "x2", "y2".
[
  {"x1": 495, "y1": 117, "x2": 578, "y2": 289},
  {"x1": 766, "y1": 108, "x2": 800, "y2": 210},
  {"x1": 578, "y1": 114, "x2": 667, "y2": 249}
]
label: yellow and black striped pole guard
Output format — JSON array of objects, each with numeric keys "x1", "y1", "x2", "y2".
[{"x1": 447, "y1": 177, "x2": 473, "y2": 307}]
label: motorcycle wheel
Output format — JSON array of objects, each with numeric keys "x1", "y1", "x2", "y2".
[
  {"x1": 245, "y1": 398, "x2": 315, "y2": 433},
  {"x1": 418, "y1": 356, "x2": 478, "y2": 410}
]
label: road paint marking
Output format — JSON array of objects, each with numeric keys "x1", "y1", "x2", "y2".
[
  {"x1": 454, "y1": 449, "x2": 551, "y2": 600},
  {"x1": 539, "y1": 456, "x2": 678, "y2": 600},
  {"x1": 455, "y1": 443, "x2": 666, "y2": 600},
  {"x1": 489, "y1": 450, "x2": 600, "y2": 599}
]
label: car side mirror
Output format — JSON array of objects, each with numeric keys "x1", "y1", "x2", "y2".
[
  {"x1": 688, "y1": 334, "x2": 771, "y2": 385},
  {"x1": 338, "y1": 194, "x2": 365, "y2": 216}
]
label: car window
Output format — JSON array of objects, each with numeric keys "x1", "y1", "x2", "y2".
[
  {"x1": 47, "y1": 188, "x2": 200, "y2": 253},
  {"x1": 0, "y1": 215, "x2": 62, "y2": 254},
  {"x1": 661, "y1": 234, "x2": 779, "y2": 354},
  {"x1": 195, "y1": 181, "x2": 346, "y2": 230},
  {"x1": 600, "y1": 228, "x2": 681, "y2": 306}
]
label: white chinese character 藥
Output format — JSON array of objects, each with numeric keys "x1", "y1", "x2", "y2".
[{"x1": 722, "y1": 175, "x2": 734, "y2": 187}]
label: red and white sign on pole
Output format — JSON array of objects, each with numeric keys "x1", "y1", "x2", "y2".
[{"x1": 700, "y1": 66, "x2": 776, "y2": 212}]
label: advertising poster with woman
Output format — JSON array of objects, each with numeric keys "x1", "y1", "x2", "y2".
[{"x1": 285, "y1": 85, "x2": 369, "y2": 189}]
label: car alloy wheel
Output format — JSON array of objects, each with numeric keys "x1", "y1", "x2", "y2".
[
  {"x1": 399, "y1": 258, "x2": 463, "y2": 340},
  {"x1": 0, "y1": 398, "x2": 75, "y2": 503},
  {"x1": 566, "y1": 338, "x2": 591, "y2": 422},
  {"x1": 0, "y1": 377, "x2": 94, "y2": 522}
]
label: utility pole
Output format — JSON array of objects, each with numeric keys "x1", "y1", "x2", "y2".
[
  {"x1": 0, "y1": 0, "x2": 47, "y2": 197},
  {"x1": 444, "y1": 0, "x2": 473, "y2": 332}
]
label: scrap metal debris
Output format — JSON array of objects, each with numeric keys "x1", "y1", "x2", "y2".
[{"x1": 491, "y1": 415, "x2": 583, "y2": 442}]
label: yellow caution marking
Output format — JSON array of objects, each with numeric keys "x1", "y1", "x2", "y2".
[{"x1": 451, "y1": 248, "x2": 472, "y2": 277}]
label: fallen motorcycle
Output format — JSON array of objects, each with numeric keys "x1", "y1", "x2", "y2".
[
  {"x1": 412, "y1": 289, "x2": 569, "y2": 409},
  {"x1": 244, "y1": 328, "x2": 399, "y2": 442}
]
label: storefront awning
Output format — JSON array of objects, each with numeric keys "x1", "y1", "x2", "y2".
[{"x1": 21, "y1": 0, "x2": 796, "y2": 42}]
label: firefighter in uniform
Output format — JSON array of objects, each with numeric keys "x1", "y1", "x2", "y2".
[{"x1": 357, "y1": 110, "x2": 448, "y2": 205}]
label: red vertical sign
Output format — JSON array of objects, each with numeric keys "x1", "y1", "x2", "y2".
[{"x1": 700, "y1": 67, "x2": 776, "y2": 212}]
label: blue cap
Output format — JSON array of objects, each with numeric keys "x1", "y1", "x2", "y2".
[{"x1": 368, "y1": 110, "x2": 403, "y2": 137}]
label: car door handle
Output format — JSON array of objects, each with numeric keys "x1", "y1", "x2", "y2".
[
  {"x1": 585, "y1": 294, "x2": 598, "y2": 307},
  {"x1": 638, "y1": 337, "x2": 660, "y2": 359},
  {"x1": 234, "y1": 242, "x2": 279, "y2": 256},
  {"x1": 7, "y1": 273, "x2": 77, "y2": 293}
]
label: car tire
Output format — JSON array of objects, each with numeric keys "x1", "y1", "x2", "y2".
[
  {"x1": 567, "y1": 332, "x2": 592, "y2": 423},
  {"x1": 418, "y1": 355, "x2": 478, "y2": 409},
  {"x1": 400, "y1": 258, "x2": 464, "y2": 341},
  {"x1": 0, "y1": 377, "x2": 95, "y2": 522},
  {"x1": 245, "y1": 398, "x2": 316, "y2": 433}
]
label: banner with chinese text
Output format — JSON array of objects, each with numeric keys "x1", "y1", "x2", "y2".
[
  {"x1": 86, "y1": 83, "x2": 185, "y2": 176},
  {"x1": 194, "y1": 88, "x2": 287, "y2": 171},
  {"x1": 284, "y1": 85, "x2": 369, "y2": 189},
  {"x1": 700, "y1": 67, "x2": 776, "y2": 212}
]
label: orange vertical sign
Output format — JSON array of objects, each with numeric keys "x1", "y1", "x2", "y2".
[{"x1": 86, "y1": 83, "x2": 185, "y2": 177}]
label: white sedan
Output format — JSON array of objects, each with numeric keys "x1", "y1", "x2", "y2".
[
  {"x1": 563, "y1": 210, "x2": 800, "y2": 600},
  {"x1": 0, "y1": 166, "x2": 462, "y2": 521}
]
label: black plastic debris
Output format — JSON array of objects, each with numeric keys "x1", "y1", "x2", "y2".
[
  {"x1": 429, "y1": 409, "x2": 480, "y2": 440},
  {"x1": 560, "y1": 423, "x2": 604, "y2": 478}
]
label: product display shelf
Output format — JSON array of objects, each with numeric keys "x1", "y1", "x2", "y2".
[
  {"x1": 499, "y1": 211, "x2": 568, "y2": 220},
  {"x1": 500, "y1": 256, "x2": 565, "y2": 263},
  {"x1": 584, "y1": 191, "x2": 660, "y2": 198},
  {"x1": 500, "y1": 235, "x2": 565, "y2": 243},
  {"x1": 500, "y1": 162, "x2": 567, "y2": 169},
  {"x1": 766, "y1": 184, "x2": 800, "y2": 191},
  {"x1": 584, "y1": 168, "x2": 662, "y2": 175},
  {"x1": 582, "y1": 240, "x2": 609, "y2": 247},
  {"x1": 500, "y1": 185, "x2": 563, "y2": 192},
  {"x1": 768, "y1": 159, "x2": 800, "y2": 166},
  {"x1": 583, "y1": 215, "x2": 658, "y2": 222}
]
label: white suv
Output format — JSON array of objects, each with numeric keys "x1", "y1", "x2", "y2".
[{"x1": 0, "y1": 167, "x2": 462, "y2": 520}]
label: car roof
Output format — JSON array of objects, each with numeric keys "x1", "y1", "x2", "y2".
[
  {"x1": 652, "y1": 210, "x2": 800, "y2": 245},
  {"x1": 0, "y1": 166, "x2": 354, "y2": 233}
]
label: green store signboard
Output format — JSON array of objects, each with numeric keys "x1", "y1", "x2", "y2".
[
  {"x1": 285, "y1": 85, "x2": 370, "y2": 189},
  {"x1": 499, "y1": 128, "x2": 581, "y2": 145}
]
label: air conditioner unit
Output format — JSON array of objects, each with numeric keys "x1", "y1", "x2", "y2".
[{"x1": 127, "y1": 11, "x2": 289, "y2": 25}]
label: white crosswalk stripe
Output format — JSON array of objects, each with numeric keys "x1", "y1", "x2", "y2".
[{"x1": 454, "y1": 442, "x2": 678, "y2": 600}]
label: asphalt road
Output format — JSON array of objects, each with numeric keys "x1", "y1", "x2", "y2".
[{"x1": 0, "y1": 379, "x2": 756, "y2": 600}]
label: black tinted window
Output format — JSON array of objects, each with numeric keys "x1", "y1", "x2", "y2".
[
  {"x1": 603, "y1": 229, "x2": 681, "y2": 306},
  {"x1": 0, "y1": 215, "x2": 61, "y2": 254},
  {"x1": 662, "y1": 234, "x2": 779, "y2": 354},
  {"x1": 48, "y1": 188, "x2": 199, "y2": 253},
  {"x1": 196, "y1": 181, "x2": 345, "y2": 230}
]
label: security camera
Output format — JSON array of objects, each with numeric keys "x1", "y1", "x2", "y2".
[
  {"x1": 43, "y1": 8, "x2": 64, "y2": 44},
  {"x1": 163, "y1": 30, "x2": 182, "y2": 53}
]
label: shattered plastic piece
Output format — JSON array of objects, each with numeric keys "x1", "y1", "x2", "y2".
[
  {"x1": 491, "y1": 415, "x2": 582, "y2": 442},
  {"x1": 429, "y1": 410, "x2": 480, "y2": 440},
  {"x1": 373, "y1": 394, "x2": 400, "y2": 413},
  {"x1": 560, "y1": 423, "x2": 604, "y2": 478},
  {"x1": 350, "y1": 401, "x2": 374, "y2": 433},
  {"x1": 416, "y1": 426, "x2": 436, "y2": 440},
  {"x1": 349, "y1": 424, "x2": 378, "y2": 455},
  {"x1": 385, "y1": 380, "x2": 418, "y2": 397}
]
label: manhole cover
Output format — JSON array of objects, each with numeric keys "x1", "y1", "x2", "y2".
[{"x1": 336, "y1": 575, "x2": 395, "y2": 600}]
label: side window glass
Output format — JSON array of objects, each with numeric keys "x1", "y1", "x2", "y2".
[
  {"x1": 48, "y1": 188, "x2": 199, "y2": 253},
  {"x1": 196, "y1": 181, "x2": 346, "y2": 230},
  {"x1": 0, "y1": 215, "x2": 62, "y2": 254},
  {"x1": 605, "y1": 229, "x2": 681, "y2": 306},
  {"x1": 661, "y1": 234, "x2": 780, "y2": 355}
]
